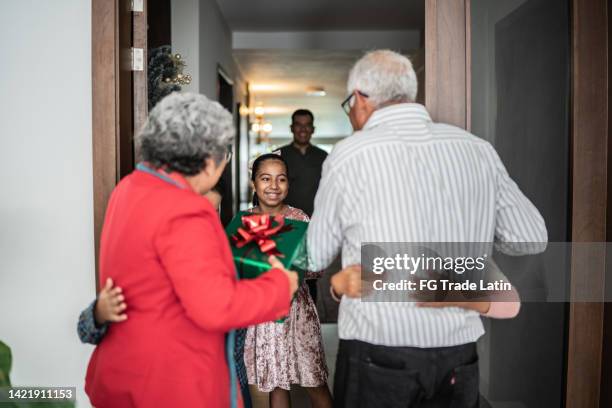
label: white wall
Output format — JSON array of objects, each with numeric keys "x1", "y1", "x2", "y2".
[
  {"x1": 171, "y1": 0, "x2": 200, "y2": 93},
  {"x1": 171, "y1": 0, "x2": 239, "y2": 99},
  {"x1": 199, "y1": 0, "x2": 237, "y2": 98},
  {"x1": 0, "y1": 1, "x2": 95, "y2": 407}
]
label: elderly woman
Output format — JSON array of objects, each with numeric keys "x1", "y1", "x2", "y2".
[{"x1": 85, "y1": 93, "x2": 297, "y2": 408}]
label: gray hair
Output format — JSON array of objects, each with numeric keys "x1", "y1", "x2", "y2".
[
  {"x1": 136, "y1": 92, "x2": 234, "y2": 175},
  {"x1": 347, "y1": 50, "x2": 418, "y2": 107}
]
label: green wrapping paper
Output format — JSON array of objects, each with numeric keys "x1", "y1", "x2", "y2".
[{"x1": 225, "y1": 211, "x2": 308, "y2": 283}]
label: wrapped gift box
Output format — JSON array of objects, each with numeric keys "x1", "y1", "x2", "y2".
[{"x1": 225, "y1": 211, "x2": 308, "y2": 283}]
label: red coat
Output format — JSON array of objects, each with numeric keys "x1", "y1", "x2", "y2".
[{"x1": 85, "y1": 169, "x2": 290, "y2": 407}]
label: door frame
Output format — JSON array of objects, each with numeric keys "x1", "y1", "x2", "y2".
[
  {"x1": 92, "y1": 0, "x2": 608, "y2": 405},
  {"x1": 566, "y1": 1, "x2": 607, "y2": 407},
  {"x1": 216, "y1": 64, "x2": 236, "y2": 226},
  {"x1": 91, "y1": 0, "x2": 147, "y2": 286}
]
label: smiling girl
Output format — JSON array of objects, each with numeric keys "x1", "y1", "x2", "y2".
[{"x1": 243, "y1": 153, "x2": 332, "y2": 408}]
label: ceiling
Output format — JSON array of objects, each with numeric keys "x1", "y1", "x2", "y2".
[
  {"x1": 215, "y1": 0, "x2": 425, "y2": 31},
  {"x1": 233, "y1": 49, "x2": 362, "y2": 139}
]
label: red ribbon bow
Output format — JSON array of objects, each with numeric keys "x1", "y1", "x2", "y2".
[{"x1": 232, "y1": 213, "x2": 285, "y2": 255}]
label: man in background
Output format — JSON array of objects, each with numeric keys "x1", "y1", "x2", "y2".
[{"x1": 278, "y1": 109, "x2": 327, "y2": 217}]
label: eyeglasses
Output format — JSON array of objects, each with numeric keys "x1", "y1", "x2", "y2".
[
  {"x1": 224, "y1": 145, "x2": 233, "y2": 162},
  {"x1": 341, "y1": 91, "x2": 369, "y2": 115}
]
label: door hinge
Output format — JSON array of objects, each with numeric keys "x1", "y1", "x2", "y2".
[
  {"x1": 131, "y1": 0, "x2": 144, "y2": 12},
  {"x1": 131, "y1": 48, "x2": 144, "y2": 71}
]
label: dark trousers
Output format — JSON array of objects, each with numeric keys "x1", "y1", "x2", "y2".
[{"x1": 333, "y1": 339, "x2": 479, "y2": 408}]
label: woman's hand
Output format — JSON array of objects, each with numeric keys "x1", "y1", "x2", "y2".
[
  {"x1": 331, "y1": 265, "x2": 363, "y2": 298},
  {"x1": 94, "y1": 278, "x2": 128, "y2": 326},
  {"x1": 269, "y1": 256, "x2": 299, "y2": 299}
]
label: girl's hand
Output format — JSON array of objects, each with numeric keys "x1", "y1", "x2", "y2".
[
  {"x1": 94, "y1": 278, "x2": 128, "y2": 325},
  {"x1": 269, "y1": 256, "x2": 299, "y2": 299}
]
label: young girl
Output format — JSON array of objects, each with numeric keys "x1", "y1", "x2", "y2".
[{"x1": 244, "y1": 153, "x2": 332, "y2": 408}]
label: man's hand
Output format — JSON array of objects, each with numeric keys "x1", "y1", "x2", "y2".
[
  {"x1": 331, "y1": 265, "x2": 362, "y2": 298},
  {"x1": 94, "y1": 278, "x2": 128, "y2": 326},
  {"x1": 269, "y1": 256, "x2": 299, "y2": 300}
]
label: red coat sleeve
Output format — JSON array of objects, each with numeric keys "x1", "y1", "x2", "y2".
[{"x1": 155, "y1": 211, "x2": 291, "y2": 331}]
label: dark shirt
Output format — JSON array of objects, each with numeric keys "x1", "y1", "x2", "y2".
[{"x1": 278, "y1": 143, "x2": 328, "y2": 217}]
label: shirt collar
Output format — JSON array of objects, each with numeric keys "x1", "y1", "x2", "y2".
[
  {"x1": 138, "y1": 162, "x2": 195, "y2": 192},
  {"x1": 363, "y1": 103, "x2": 432, "y2": 131},
  {"x1": 290, "y1": 142, "x2": 312, "y2": 155},
  {"x1": 166, "y1": 171, "x2": 194, "y2": 192}
]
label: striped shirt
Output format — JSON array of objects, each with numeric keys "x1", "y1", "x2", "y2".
[{"x1": 307, "y1": 103, "x2": 547, "y2": 347}]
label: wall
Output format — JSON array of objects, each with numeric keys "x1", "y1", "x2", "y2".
[
  {"x1": 0, "y1": 1, "x2": 95, "y2": 407},
  {"x1": 199, "y1": 0, "x2": 237, "y2": 99},
  {"x1": 171, "y1": 0, "x2": 200, "y2": 93},
  {"x1": 171, "y1": 0, "x2": 241, "y2": 100}
]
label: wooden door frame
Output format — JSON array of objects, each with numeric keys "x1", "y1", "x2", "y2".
[
  {"x1": 91, "y1": 0, "x2": 147, "y2": 286},
  {"x1": 91, "y1": 0, "x2": 121, "y2": 284},
  {"x1": 425, "y1": 0, "x2": 471, "y2": 130},
  {"x1": 566, "y1": 1, "x2": 607, "y2": 407}
]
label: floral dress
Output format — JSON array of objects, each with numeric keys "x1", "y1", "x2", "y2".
[{"x1": 244, "y1": 205, "x2": 328, "y2": 392}]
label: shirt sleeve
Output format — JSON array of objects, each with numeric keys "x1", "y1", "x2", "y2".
[
  {"x1": 155, "y1": 212, "x2": 291, "y2": 332},
  {"x1": 308, "y1": 157, "x2": 344, "y2": 271},
  {"x1": 77, "y1": 300, "x2": 108, "y2": 345},
  {"x1": 490, "y1": 145, "x2": 548, "y2": 254}
]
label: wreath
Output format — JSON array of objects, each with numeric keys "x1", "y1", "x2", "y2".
[{"x1": 148, "y1": 45, "x2": 192, "y2": 110}]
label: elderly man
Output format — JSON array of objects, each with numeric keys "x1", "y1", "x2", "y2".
[{"x1": 308, "y1": 50, "x2": 547, "y2": 407}]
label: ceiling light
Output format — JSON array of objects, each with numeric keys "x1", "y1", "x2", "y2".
[
  {"x1": 250, "y1": 83, "x2": 286, "y2": 92},
  {"x1": 306, "y1": 86, "x2": 326, "y2": 97},
  {"x1": 262, "y1": 122, "x2": 273, "y2": 133},
  {"x1": 261, "y1": 106, "x2": 291, "y2": 115},
  {"x1": 239, "y1": 105, "x2": 250, "y2": 116}
]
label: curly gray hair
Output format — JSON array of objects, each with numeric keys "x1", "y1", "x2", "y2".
[
  {"x1": 136, "y1": 92, "x2": 234, "y2": 175},
  {"x1": 347, "y1": 50, "x2": 418, "y2": 107}
]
